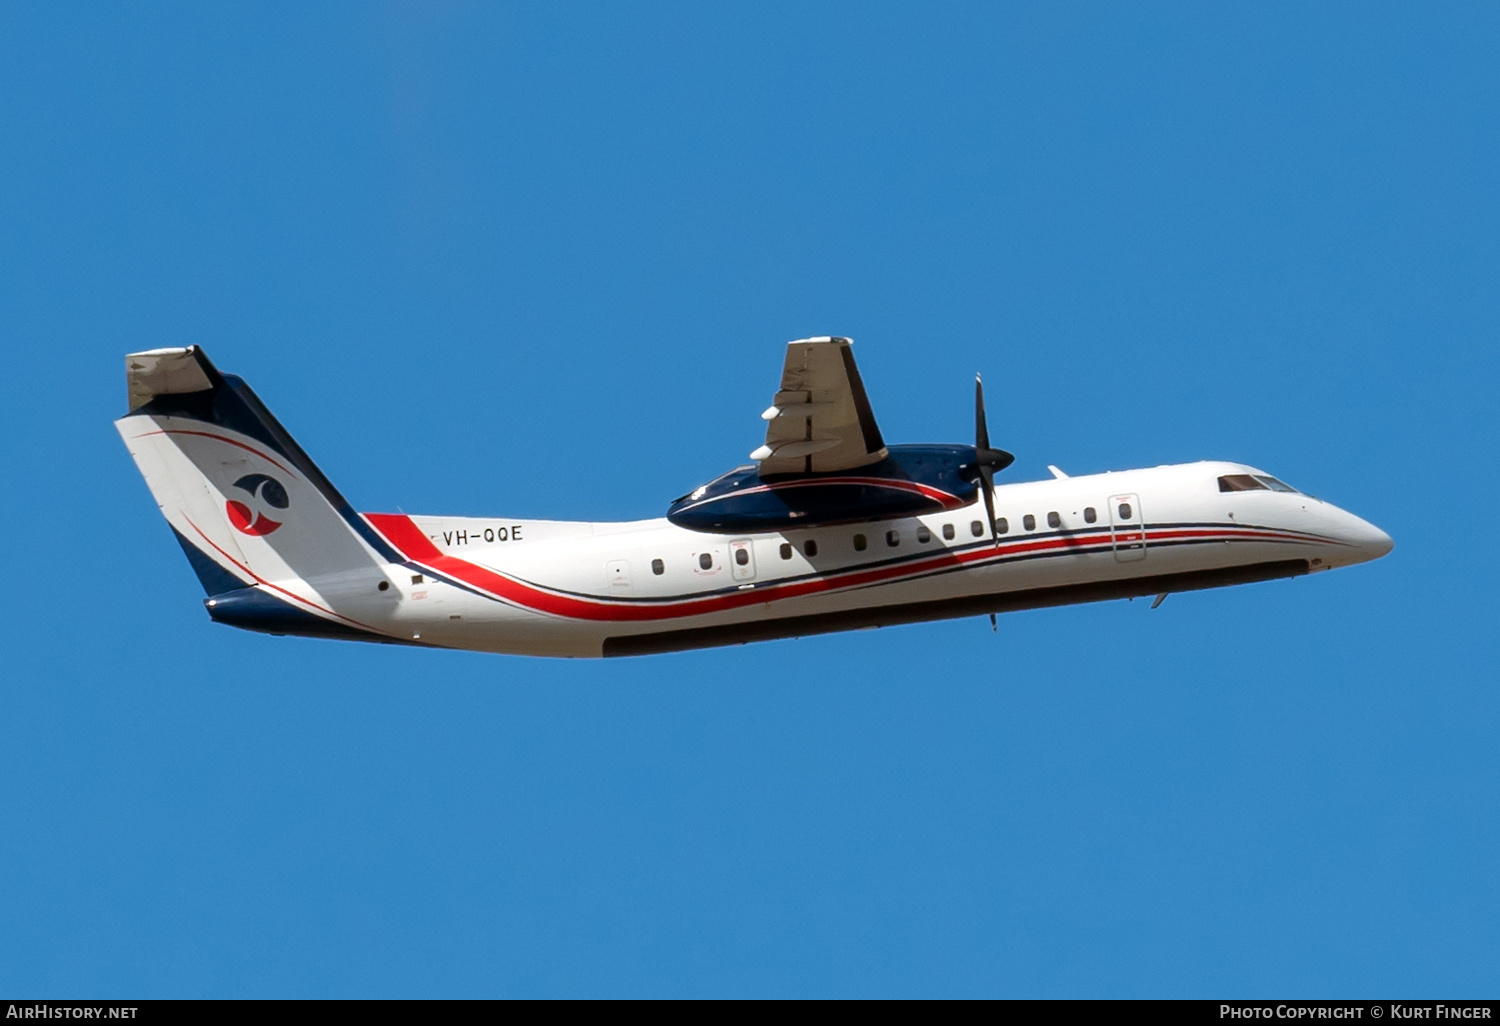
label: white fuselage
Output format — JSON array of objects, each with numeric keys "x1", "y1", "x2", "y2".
[{"x1": 296, "y1": 460, "x2": 1391, "y2": 657}]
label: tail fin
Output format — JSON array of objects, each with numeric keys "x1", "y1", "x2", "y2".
[{"x1": 116, "y1": 347, "x2": 404, "y2": 640}]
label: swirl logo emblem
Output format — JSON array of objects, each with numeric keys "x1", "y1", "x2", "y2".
[{"x1": 225, "y1": 473, "x2": 289, "y2": 536}]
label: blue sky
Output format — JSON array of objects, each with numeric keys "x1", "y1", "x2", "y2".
[{"x1": 1, "y1": 1, "x2": 1496, "y2": 997}]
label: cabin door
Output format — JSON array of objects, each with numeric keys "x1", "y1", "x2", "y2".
[{"x1": 1109, "y1": 494, "x2": 1146, "y2": 562}]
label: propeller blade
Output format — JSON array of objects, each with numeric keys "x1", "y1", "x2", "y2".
[
  {"x1": 975, "y1": 374, "x2": 990, "y2": 452},
  {"x1": 980, "y1": 463, "x2": 998, "y2": 546},
  {"x1": 975, "y1": 374, "x2": 1001, "y2": 545}
]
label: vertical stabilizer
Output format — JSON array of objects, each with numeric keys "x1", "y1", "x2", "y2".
[{"x1": 116, "y1": 347, "x2": 405, "y2": 641}]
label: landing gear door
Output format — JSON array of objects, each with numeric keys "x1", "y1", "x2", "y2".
[
  {"x1": 729, "y1": 540, "x2": 757, "y2": 581},
  {"x1": 1109, "y1": 493, "x2": 1146, "y2": 562}
]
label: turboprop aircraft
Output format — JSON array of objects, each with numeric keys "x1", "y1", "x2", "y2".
[{"x1": 116, "y1": 338, "x2": 1392, "y2": 658}]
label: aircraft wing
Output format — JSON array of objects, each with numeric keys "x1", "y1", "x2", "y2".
[{"x1": 751, "y1": 336, "x2": 889, "y2": 476}]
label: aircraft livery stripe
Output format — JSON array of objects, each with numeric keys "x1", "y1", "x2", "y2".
[
  {"x1": 764, "y1": 477, "x2": 960, "y2": 504},
  {"x1": 133, "y1": 429, "x2": 294, "y2": 475},
  {"x1": 673, "y1": 476, "x2": 967, "y2": 514},
  {"x1": 180, "y1": 513, "x2": 397, "y2": 639},
  {"x1": 363, "y1": 513, "x2": 1337, "y2": 624},
  {"x1": 517, "y1": 523, "x2": 1330, "y2": 606},
  {"x1": 133, "y1": 424, "x2": 405, "y2": 565},
  {"x1": 368, "y1": 512, "x2": 977, "y2": 621}
]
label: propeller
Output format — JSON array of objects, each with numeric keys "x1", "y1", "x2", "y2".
[{"x1": 971, "y1": 374, "x2": 1015, "y2": 546}]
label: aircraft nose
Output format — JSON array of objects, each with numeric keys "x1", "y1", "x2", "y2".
[{"x1": 1340, "y1": 511, "x2": 1394, "y2": 563}]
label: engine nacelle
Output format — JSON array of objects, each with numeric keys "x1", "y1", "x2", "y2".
[{"x1": 666, "y1": 444, "x2": 979, "y2": 534}]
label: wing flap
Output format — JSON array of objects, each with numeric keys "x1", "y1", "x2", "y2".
[{"x1": 754, "y1": 337, "x2": 888, "y2": 475}]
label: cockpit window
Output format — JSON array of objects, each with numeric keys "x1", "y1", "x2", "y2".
[
  {"x1": 1218, "y1": 475, "x2": 1267, "y2": 492},
  {"x1": 1218, "y1": 474, "x2": 1300, "y2": 494}
]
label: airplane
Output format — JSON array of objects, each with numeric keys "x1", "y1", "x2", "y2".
[{"x1": 116, "y1": 337, "x2": 1392, "y2": 658}]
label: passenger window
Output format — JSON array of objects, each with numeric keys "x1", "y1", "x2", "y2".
[
  {"x1": 1047, "y1": 511, "x2": 1061, "y2": 529},
  {"x1": 1118, "y1": 502, "x2": 1133, "y2": 520},
  {"x1": 971, "y1": 521, "x2": 983, "y2": 537},
  {"x1": 651, "y1": 558, "x2": 664, "y2": 575},
  {"x1": 698, "y1": 552, "x2": 713, "y2": 570},
  {"x1": 886, "y1": 529, "x2": 900, "y2": 547},
  {"x1": 854, "y1": 533, "x2": 867, "y2": 551},
  {"x1": 996, "y1": 517, "x2": 1009, "y2": 534},
  {"x1": 916, "y1": 526, "x2": 931, "y2": 544},
  {"x1": 942, "y1": 523, "x2": 955, "y2": 540},
  {"x1": 734, "y1": 547, "x2": 749, "y2": 566},
  {"x1": 1023, "y1": 514, "x2": 1036, "y2": 531},
  {"x1": 1084, "y1": 507, "x2": 1096, "y2": 524},
  {"x1": 805, "y1": 539, "x2": 818, "y2": 557},
  {"x1": 779, "y1": 543, "x2": 792, "y2": 560}
]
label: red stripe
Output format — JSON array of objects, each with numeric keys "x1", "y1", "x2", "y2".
[
  {"x1": 182, "y1": 515, "x2": 389, "y2": 635},
  {"x1": 365, "y1": 514, "x2": 1321, "y2": 624},
  {"x1": 134, "y1": 429, "x2": 292, "y2": 474},
  {"x1": 367, "y1": 513, "x2": 811, "y2": 621},
  {"x1": 761, "y1": 477, "x2": 965, "y2": 507},
  {"x1": 366, "y1": 513, "x2": 444, "y2": 561},
  {"x1": 678, "y1": 476, "x2": 966, "y2": 513},
  {"x1": 1148, "y1": 527, "x2": 1322, "y2": 545}
]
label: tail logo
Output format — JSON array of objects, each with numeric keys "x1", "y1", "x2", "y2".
[{"x1": 226, "y1": 473, "x2": 289, "y2": 536}]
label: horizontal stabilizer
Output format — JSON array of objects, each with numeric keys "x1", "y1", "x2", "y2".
[{"x1": 125, "y1": 347, "x2": 218, "y2": 411}]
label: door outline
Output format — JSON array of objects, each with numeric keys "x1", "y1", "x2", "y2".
[
  {"x1": 1109, "y1": 493, "x2": 1146, "y2": 562},
  {"x1": 729, "y1": 539, "x2": 757, "y2": 581}
]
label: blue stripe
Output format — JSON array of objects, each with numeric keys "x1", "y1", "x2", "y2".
[
  {"x1": 204, "y1": 586, "x2": 430, "y2": 646},
  {"x1": 169, "y1": 525, "x2": 252, "y2": 597}
]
